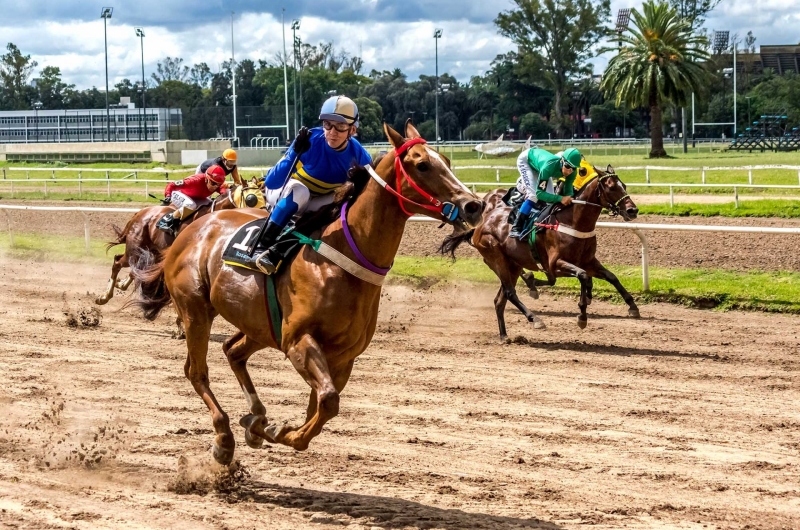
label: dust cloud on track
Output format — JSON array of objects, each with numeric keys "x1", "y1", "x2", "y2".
[{"x1": 0, "y1": 256, "x2": 797, "y2": 529}]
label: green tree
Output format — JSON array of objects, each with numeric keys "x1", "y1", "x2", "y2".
[
  {"x1": 600, "y1": 1, "x2": 709, "y2": 157},
  {"x1": 0, "y1": 43, "x2": 37, "y2": 109},
  {"x1": 519, "y1": 112, "x2": 553, "y2": 138},
  {"x1": 668, "y1": 0, "x2": 721, "y2": 31},
  {"x1": 353, "y1": 96, "x2": 382, "y2": 143},
  {"x1": 495, "y1": 0, "x2": 611, "y2": 134},
  {"x1": 36, "y1": 66, "x2": 74, "y2": 109}
]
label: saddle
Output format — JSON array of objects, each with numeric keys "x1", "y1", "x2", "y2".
[
  {"x1": 222, "y1": 218, "x2": 303, "y2": 274},
  {"x1": 502, "y1": 187, "x2": 556, "y2": 238}
]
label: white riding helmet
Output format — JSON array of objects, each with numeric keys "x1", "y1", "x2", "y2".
[{"x1": 319, "y1": 96, "x2": 359, "y2": 127}]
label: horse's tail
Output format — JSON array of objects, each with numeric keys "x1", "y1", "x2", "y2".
[
  {"x1": 105, "y1": 223, "x2": 127, "y2": 252},
  {"x1": 439, "y1": 228, "x2": 476, "y2": 260},
  {"x1": 127, "y1": 248, "x2": 171, "y2": 321}
]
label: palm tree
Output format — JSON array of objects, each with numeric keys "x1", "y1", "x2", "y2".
[{"x1": 600, "y1": 1, "x2": 709, "y2": 157}]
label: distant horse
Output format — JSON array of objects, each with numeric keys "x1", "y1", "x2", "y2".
[
  {"x1": 95, "y1": 180, "x2": 263, "y2": 306},
  {"x1": 130, "y1": 122, "x2": 484, "y2": 465},
  {"x1": 441, "y1": 165, "x2": 640, "y2": 339}
]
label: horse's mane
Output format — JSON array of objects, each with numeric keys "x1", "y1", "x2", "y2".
[{"x1": 294, "y1": 153, "x2": 385, "y2": 235}]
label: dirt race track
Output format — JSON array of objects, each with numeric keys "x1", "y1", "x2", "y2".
[{"x1": 0, "y1": 255, "x2": 798, "y2": 529}]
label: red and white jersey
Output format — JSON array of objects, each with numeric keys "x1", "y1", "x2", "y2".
[{"x1": 164, "y1": 173, "x2": 228, "y2": 199}]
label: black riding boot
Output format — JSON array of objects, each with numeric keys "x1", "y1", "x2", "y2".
[
  {"x1": 254, "y1": 221, "x2": 285, "y2": 274},
  {"x1": 509, "y1": 211, "x2": 531, "y2": 239},
  {"x1": 157, "y1": 213, "x2": 181, "y2": 237}
]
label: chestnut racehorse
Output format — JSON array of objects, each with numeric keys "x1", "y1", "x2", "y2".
[
  {"x1": 131, "y1": 122, "x2": 483, "y2": 464},
  {"x1": 441, "y1": 165, "x2": 640, "y2": 339},
  {"x1": 95, "y1": 181, "x2": 262, "y2": 305}
]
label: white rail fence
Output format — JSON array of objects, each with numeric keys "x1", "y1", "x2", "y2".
[
  {"x1": 4, "y1": 164, "x2": 800, "y2": 203},
  {"x1": 3, "y1": 204, "x2": 800, "y2": 292}
]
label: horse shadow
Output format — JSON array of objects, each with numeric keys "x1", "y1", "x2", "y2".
[
  {"x1": 238, "y1": 480, "x2": 563, "y2": 529},
  {"x1": 512, "y1": 339, "x2": 723, "y2": 360}
]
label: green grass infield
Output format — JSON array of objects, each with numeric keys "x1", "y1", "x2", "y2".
[
  {"x1": 390, "y1": 256, "x2": 800, "y2": 314},
  {"x1": 1, "y1": 230, "x2": 795, "y2": 314}
]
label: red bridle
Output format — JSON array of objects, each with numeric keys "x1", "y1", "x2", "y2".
[{"x1": 376, "y1": 138, "x2": 459, "y2": 222}]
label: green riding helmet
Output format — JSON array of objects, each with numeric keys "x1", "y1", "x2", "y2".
[{"x1": 561, "y1": 147, "x2": 582, "y2": 170}]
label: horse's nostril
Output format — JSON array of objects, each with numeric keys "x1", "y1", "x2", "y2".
[
  {"x1": 464, "y1": 200, "x2": 482, "y2": 216},
  {"x1": 627, "y1": 208, "x2": 638, "y2": 217}
]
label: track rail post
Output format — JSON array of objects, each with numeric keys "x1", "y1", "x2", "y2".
[
  {"x1": 4, "y1": 210, "x2": 13, "y2": 247},
  {"x1": 81, "y1": 212, "x2": 91, "y2": 255},
  {"x1": 633, "y1": 229, "x2": 649, "y2": 291}
]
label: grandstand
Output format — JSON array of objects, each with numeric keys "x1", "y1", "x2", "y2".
[{"x1": 730, "y1": 114, "x2": 800, "y2": 152}]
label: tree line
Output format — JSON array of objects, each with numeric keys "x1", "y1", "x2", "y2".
[{"x1": 0, "y1": 0, "x2": 796, "y2": 157}]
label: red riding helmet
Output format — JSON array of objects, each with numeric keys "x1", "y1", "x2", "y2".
[{"x1": 205, "y1": 164, "x2": 226, "y2": 185}]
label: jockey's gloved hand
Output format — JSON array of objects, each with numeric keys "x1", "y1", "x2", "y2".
[
  {"x1": 294, "y1": 127, "x2": 312, "y2": 155},
  {"x1": 161, "y1": 196, "x2": 172, "y2": 206}
]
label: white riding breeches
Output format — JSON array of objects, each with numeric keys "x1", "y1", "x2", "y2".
[
  {"x1": 265, "y1": 179, "x2": 336, "y2": 216},
  {"x1": 170, "y1": 191, "x2": 210, "y2": 219}
]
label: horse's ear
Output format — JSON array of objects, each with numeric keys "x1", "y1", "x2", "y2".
[
  {"x1": 607, "y1": 164, "x2": 614, "y2": 174},
  {"x1": 384, "y1": 122, "x2": 405, "y2": 149},
  {"x1": 404, "y1": 118, "x2": 421, "y2": 139}
]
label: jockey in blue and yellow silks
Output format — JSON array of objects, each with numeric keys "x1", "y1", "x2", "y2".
[{"x1": 255, "y1": 95, "x2": 372, "y2": 273}]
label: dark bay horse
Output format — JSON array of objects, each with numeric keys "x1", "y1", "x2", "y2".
[
  {"x1": 131, "y1": 122, "x2": 483, "y2": 464},
  {"x1": 95, "y1": 181, "x2": 263, "y2": 305},
  {"x1": 441, "y1": 165, "x2": 640, "y2": 339}
]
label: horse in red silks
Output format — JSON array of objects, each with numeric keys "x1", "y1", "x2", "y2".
[
  {"x1": 95, "y1": 181, "x2": 263, "y2": 306},
  {"x1": 131, "y1": 122, "x2": 484, "y2": 464},
  {"x1": 441, "y1": 165, "x2": 640, "y2": 340}
]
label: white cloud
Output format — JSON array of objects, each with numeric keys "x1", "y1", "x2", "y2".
[{"x1": 1, "y1": 0, "x2": 799, "y2": 89}]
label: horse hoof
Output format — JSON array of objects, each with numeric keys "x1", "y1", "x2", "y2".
[
  {"x1": 265, "y1": 423, "x2": 289, "y2": 443},
  {"x1": 577, "y1": 316, "x2": 588, "y2": 329},
  {"x1": 95, "y1": 297, "x2": 109, "y2": 306},
  {"x1": 628, "y1": 308, "x2": 640, "y2": 318},
  {"x1": 244, "y1": 428, "x2": 264, "y2": 449},
  {"x1": 211, "y1": 443, "x2": 235, "y2": 466},
  {"x1": 239, "y1": 414, "x2": 268, "y2": 448},
  {"x1": 528, "y1": 289, "x2": 539, "y2": 300},
  {"x1": 532, "y1": 318, "x2": 546, "y2": 330}
]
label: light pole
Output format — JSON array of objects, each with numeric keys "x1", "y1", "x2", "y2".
[
  {"x1": 281, "y1": 9, "x2": 290, "y2": 143},
  {"x1": 135, "y1": 27, "x2": 147, "y2": 140},
  {"x1": 615, "y1": 9, "x2": 630, "y2": 140},
  {"x1": 101, "y1": 7, "x2": 113, "y2": 142},
  {"x1": 230, "y1": 12, "x2": 238, "y2": 145},
  {"x1": 746, "y1": 96, "x2": 751, "y2": 128},
  {"x1": 433, "y1": 28, "x2": 442, "y2": 145},
  {"x1": 291, "y1": 20, "x2": 300, "y2": 136},
  {"x1": 34, "y1": 101, "x2": 42, "y2": 143},
  {"x1": 137, "y1": 84, "x2": 143, "y2": 140}
]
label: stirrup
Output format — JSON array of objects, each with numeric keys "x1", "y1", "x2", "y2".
[{"x1": 255, "y1": 250, "x2": 278, "y2": 275}]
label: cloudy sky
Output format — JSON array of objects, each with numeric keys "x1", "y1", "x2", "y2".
[{"x1": 3, "y1": 0, "x2": 798, "y2": 90}]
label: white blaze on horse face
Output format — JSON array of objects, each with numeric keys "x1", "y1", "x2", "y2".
[{"x1": 425, "y1": 147, "x2": 473, "y2": 195}]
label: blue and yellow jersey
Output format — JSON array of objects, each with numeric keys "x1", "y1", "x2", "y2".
[{"x1": 264, "y1": 127, "x2": 372, "y2": 196}]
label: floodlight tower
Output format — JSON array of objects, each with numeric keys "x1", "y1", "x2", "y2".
[
  {"x1": 292, "y1": 20, "x2": 300, "y2": 136},
  {"x1": 100, "y1": 7, "x2": 113, "y2": 142},
  {"x1": 135, "y1": 27, "x2": 147, "y2": 140},
  {"x1": 615, "y1": 9, "x2": 631, "y2": 139},
  {"x1": 433, "y1": 28, "x2": 443, "y2": 145},
  {"x1": 713, "y1": 30, "x2": 736, "y2": 136}
]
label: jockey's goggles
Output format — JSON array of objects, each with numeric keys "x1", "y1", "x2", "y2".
[
  {"x1": 322, "y1": 120, "x2": 351, "y2": 132},
  {"x1": 206, "y1": 178, "x2": 222, "y2": 188},
  {"x1": 562, "y1": 159, "x2": 576, "y2": 170}
]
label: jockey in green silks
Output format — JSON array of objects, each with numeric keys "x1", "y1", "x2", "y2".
[{"x1": 510, "y1": 147, "x2": 583, "y2": 239}]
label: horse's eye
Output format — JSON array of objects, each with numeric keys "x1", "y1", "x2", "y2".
[{"x1": 416, "y1": 162, "x2": 429, "y2": 172}]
